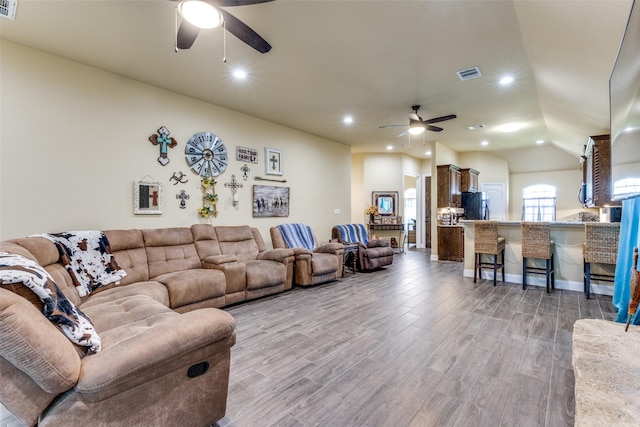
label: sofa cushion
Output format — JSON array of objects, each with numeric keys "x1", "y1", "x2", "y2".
[
  {"x1": 153, "y1": 269, "x2": 226, "y2": 309},
  {"x1": 214, "y1": 226, "x2": 260, "y2": 262},
  {"x1": 142, "y1": 228, "x2": 201, "y2": 278},
  {"x1": 82, "y1": 281, "x2": 170, "y2": 308},
  {"x1": 191, "y1": 224, "x2": 222, "y2": 259},
  {"x1": 244, "y1": 260, "x2": 286, "y2": 290},
  {"x1": 104, "y1": 229, "x2": 150, "y2": 285},
  {"x1": 7, "y1": 238, "x2": 81, "y2": 306}
]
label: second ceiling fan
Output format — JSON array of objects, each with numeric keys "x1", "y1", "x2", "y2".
[
  {"x1": 174, "y1": 0, "x2": 274, "y2": 54},
  {"x1": 379, "y1": 105, "x2": 456, "y2": 137}
]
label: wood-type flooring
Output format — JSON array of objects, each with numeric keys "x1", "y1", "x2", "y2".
[{"x1": 0, "y1": 249, "x2": 617, "y2": 427}]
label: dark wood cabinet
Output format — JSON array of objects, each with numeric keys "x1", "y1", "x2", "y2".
[
  {"x1": 582, "y1": 135, "x2": 615, "y2": 207},
  {"x1": 437, "y1": 164, "x2": 462, "y2": 208},
  {"x1": 460, "y1": 168, "x2": 480, "y2": 193},
  {"x1": 437, "y1": 226, "x2": 464, "y2": 261}
]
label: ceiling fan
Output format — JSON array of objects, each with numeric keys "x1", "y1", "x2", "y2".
[
  {"x1": 379, "y1": 105, "x2": 456, "y2": 137},
  {"x1": 174, "y1": 0, "x2": 273, "y2": 54}
]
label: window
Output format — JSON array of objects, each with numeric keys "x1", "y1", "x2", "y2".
[
  {"x1": 613, "y1": 177, "x2": 640, "y2": 198},
  {"x1": 522, "y1": 184, "x2": 556, "y2": 221}
]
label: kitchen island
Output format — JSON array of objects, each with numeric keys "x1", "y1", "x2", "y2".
[{"x1": 459, "y1": 220, "x2": 615, "y2": 295}]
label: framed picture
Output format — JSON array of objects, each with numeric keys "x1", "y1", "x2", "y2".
[
  {"x1": 253, "y1": 185, "x2": 289, "y2": 217},
  {"x1": 372, "y1": 191, "x2": 398, "y2": 216},
  {"x1": 236, "y1": 146, "x2": 258, "y2": 163},
  {"x1": 265, "y1": 147, "x2": 283, "y2": 176},
  {"x1": 134, "y1": 180, "x2": 163, "y2": 215}
]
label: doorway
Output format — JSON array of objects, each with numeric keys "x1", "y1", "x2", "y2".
[{"x1": 481, "y1": 183, "x2": 506, "y2": 221}]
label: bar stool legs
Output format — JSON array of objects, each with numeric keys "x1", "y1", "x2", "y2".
[
  {"x1": 474, "y1": 250, "x2": 505, "y2": 286},
  {"x1": 522, "y1": 253, "x2": 555, "y2": 293}
]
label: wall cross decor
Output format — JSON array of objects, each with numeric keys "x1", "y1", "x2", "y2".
[
  {"x1": 241, "y1": 164, "x2": 250, "y2": 181},
  {"x1": 224, "y1": 174, "x2": 243, "y2": 206},
  {"x1": 149, "y1": 126, "x2": 178, "y2": 166},
  {"x1": 176, "y1": 190, "x2": 189, "y2": 209}
]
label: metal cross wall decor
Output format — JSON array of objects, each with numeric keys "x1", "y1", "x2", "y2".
[
  {"x1": 176, "y1": 190, "x2": 189, "y2": 209},
  {"x1": 224, "y1": 174, "x2": 243, "y2": 206}
]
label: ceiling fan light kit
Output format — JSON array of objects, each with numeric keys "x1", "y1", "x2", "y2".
[
  {"x1": 179, "y1": 1, "x2": 223, "y2": 29},
  {"x1": 408, "y1": 126, "x2": 425, "y2": 135}
]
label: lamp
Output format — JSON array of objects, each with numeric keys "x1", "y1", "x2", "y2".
[
  {"x1": 178, "y1": 1, "x2": 223, "y2": 29},
  {"x1": 408, "y1": 125, "x2": 425, "y2": 135}
]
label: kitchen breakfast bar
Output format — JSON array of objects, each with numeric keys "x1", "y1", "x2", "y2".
[{"x1": 459, "y1": 220, "x2": 616, "y2": 295}]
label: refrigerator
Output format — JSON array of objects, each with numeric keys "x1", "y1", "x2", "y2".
[{"x1": 462, "y1": 192, "x2": 489, "y2": 220}]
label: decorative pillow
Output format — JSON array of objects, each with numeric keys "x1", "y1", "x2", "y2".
[
  {"x1": 0, "y1": 251, "x2": 101, "y2": 355},
  {"x1": 38, "y1": 231, "x2": 127, "y2": 297}
]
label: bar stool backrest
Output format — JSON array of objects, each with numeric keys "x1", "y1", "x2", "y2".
[
  {"x1": 521, "y1": 222, "x2": 552, "y2": 259},
  {"x1": 474, "y1": 220, "x2": 500, "y2": 255},
  {"x1": 584, "y1": 222, "x2": 620, "y2": 265}
]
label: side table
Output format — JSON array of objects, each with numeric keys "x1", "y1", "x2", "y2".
[{"x1": 343, "y1": 244, "x2": 358, "y2": 275}]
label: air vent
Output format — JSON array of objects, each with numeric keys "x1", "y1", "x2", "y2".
[
  {"x1": 0, "y1": 0, "x2": 17, "y2": 20},
  {"x1": 457, "y1": 66, "x2": 482, "y2": 81}
]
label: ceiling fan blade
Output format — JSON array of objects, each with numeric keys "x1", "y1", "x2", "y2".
[
  {"x1": 210, "y1": 0, "x2": 274, "y2": 6},
  {"x1": 426, "y1": 125, "x2": 444, "y2": 132},
  {"x1": 177, "y1": 20, "x2": 200, "y2": 50},
  {"x1": 398, "y1": 129, "x2": 409, "y2": 137},
  {"x1": 379, "y1": 124, "x2": 407, "y2": 129},
  {"x1": 424, "y1": 114, "x2": 457, "y2": 124},
  {"x1": 218, "y1": 9, "x2": 272, "y2": 53}
]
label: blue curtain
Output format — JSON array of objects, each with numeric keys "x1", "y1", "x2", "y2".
[{"x1": 613, "y1": 195, "x2": 640, "y2": 324}]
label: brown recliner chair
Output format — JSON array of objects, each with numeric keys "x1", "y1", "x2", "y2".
[
  {"x1": 331, "y1": 224, "x2": 393, "y2": 271},
  {"x1": 270, "y1": 224, "x2": 344, "y2": 286}
]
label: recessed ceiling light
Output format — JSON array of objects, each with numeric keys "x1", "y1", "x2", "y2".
[
  {"x1": 426, "y1": 151, "x2": 432, "y2": 156},
  {"x1": 467, "y1": 124, "x2": 486, "y2": 130},
  {"x1": 343, "y1": 115, "x2": 354, "y2": 124},
  {"x1": 499, "y1": 75, "x2": 515, "y2": 85},
  {"x1": 536, "y1": 139, "x2": 545, "y2": 144},
  {"x1": 233, "y1": 69, "x2": 247, "y2": 79},
  {"x1": 497, "y1": 122, "x2": 524, "y2": 133},
  {"x1": 481, "y1": 140, "x2": 489, "y2": 146},
  {"x1": 386, "y1": 145, "x2": 393, "y2": 150}
]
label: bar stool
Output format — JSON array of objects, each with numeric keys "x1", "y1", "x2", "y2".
[
  {"x1": 583, "y1": 222, "x2": 620, "y2": 299},
  {"x1": 521, "y1": 222, "x2": 555, "y2": 293},
  {"x1": 473, "y1": 220, "x2": 506, "y2": 286}
]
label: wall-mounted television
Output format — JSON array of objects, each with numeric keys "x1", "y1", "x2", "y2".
[{"x1": 610, "y1": 0, "x2": 640, "y2": 200}]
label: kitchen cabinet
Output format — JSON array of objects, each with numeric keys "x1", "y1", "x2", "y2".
[
  {"x1": 437, "y1": 164, "x2": 462, "y2": 208},
  {"x1": 438, "y1": 226, "x2": 464, "y2": 262},
  {"x1": 582, "y1": 135, "x2": 616, "y2": 208},
  {"x1": 460, "y1": 168, "x2": 480, "y2": 193}
]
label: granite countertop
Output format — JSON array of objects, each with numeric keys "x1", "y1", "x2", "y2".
[{"x1": 458, "y1": 220, "x2": 589, "y2": 227}]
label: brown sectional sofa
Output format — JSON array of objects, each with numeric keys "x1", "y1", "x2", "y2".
[{"x1": 0, "y1": 224, "x2": 294, "y2": 427}]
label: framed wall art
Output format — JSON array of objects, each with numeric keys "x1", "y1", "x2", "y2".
[
  {"x1": 372, "y1": 191, "x2": 398, "y2": 216},
  {"x1": 134, "y1": 180, "x2": 163, "y2": 215},
  {"x1": 265, "y1": 147, "x2": 283, "y2": 176},
  {"x1": 253, "y1": 185, "x2": 289, "y2": 217}
]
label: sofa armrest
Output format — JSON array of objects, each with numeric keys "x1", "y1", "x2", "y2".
[
  {"x1": 202, "y1": 254, "x2": 238, "y2": 266},
  {"x1": 77, "y1": 308, "x2": 235, "y2": 402},
  {"x1": 257, "y1": 248, "x2": 295, "y2": 263},
  {"x1": 314, "y1": 242, "x2": 344, "y2": 254},
  {"x1": 291, "y1": 247, "x2": 313, "y2": 256}
]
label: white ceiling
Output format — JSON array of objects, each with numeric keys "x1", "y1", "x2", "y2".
[{"x1": 0, "y1": 0, "x2": 634, "y2": 172}]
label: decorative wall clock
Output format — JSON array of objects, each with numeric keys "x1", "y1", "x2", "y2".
[{"x1": 184, "y1": 132, "x2": 228, "y2": 177}]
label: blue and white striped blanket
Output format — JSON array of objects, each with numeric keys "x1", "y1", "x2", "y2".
[
  {"x1": 277, "y1": 223, "x2": 316, "y2": 250},
  {"x1": 335, "y1": 224, "x2": 369, "y2": 245}
]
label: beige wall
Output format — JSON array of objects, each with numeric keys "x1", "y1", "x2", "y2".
[
  {"x1": 0, "y1": 41, "x2": 351, "y2": 243},
  {"x1": 509, "y1": 169, "x2": 587, "y2": 221}
]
